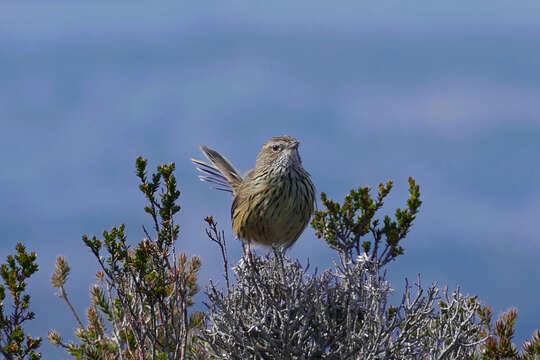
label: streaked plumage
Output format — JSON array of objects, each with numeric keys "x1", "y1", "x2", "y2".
[{"x1": 192, "y1": 135, "x2": 315, "y2": 249}]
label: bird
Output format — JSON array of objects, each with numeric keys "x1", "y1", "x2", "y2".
[{"x1": 191, "y1": 135, "x2": 315, "y2": 251}]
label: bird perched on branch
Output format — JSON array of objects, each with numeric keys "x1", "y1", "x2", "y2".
[{"x1": 192, "y1": 135, "x2": 315, "y2": 251}]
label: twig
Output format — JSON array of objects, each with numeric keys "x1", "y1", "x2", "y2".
[
  {"x1": 204, "y1": 216, "x2": 231, "y2": 290},
  {"x1": 59, "y1": 285, "x2": 84, "y2": 330}
]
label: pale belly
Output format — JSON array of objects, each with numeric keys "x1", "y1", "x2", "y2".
[{"x1": 232, "y1": 178, "x2": 313, "y2": 248}]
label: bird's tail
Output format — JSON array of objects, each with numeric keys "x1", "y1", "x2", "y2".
[{"x1": 191, "y1": 145, "x2": 243, "y2": 193}]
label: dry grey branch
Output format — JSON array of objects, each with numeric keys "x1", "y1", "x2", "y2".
[{"x1": 204, "y1": 252, "x2": 485, "y2": 359}]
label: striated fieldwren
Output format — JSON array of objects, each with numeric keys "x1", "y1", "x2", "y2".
[{"x1": 192, "y1": 135, "x2": 315, "y2": 250}]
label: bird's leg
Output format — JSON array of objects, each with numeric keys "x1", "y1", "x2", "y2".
[
  {"x1": 272, "y1": 245, "x2": 286, "y2": 272},
  {"x1": 246, "y1": 240, "x2": 255, "y2": 268},
  {"x1": 241, "y1": 239, "x2": 255, "y2": 268}
]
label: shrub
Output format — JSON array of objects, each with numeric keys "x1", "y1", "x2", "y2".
[
  {"x1": 49, "y1": 158, "x2": 205, "y2": 360},
  {"x1": 0, "y1": 243, "x2": 42, "y2": 360},
  {"x1": 203, "y1": 179, "x2": 490, "y2": 359}
]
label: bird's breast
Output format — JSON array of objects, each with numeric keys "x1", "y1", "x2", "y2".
[{"x1": 231, "y1": 170, "x2": 314, "y2": 247}]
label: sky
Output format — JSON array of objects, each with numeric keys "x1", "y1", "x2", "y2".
[{"x1": 2, "y1": 1, "x2": 540, "y2": 357}]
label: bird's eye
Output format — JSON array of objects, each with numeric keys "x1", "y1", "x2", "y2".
[{"x1": 272, "y1": 145, "x2": 281, "y2": 152}]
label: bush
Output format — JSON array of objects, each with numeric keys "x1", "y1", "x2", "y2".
[
  {"x1": 0, "y1": 243, "x2": 42, "y2": 360},
  {"x1": 203, "y1": 179, "x2": 487, "y2": 359},
  {"x1": 49, "y1": 158, "x2": 205, "y2": 360}
]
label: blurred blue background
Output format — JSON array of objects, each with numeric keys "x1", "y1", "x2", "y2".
[{"x1": 2, "y1": 1, "x2": 539, "y2": 357}]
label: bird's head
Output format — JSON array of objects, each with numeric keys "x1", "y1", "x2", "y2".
[{"x1": 254, "y1": 135, "x2": 302, "y2": 173}]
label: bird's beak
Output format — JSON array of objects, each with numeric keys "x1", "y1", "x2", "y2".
[{"x1": 292, "y1": 140, "x2": 300, "y2": 149}]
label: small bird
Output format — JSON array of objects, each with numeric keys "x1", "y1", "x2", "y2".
[{"x1": 192, "y1": 135, "x2": 315, "y2": 250}]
